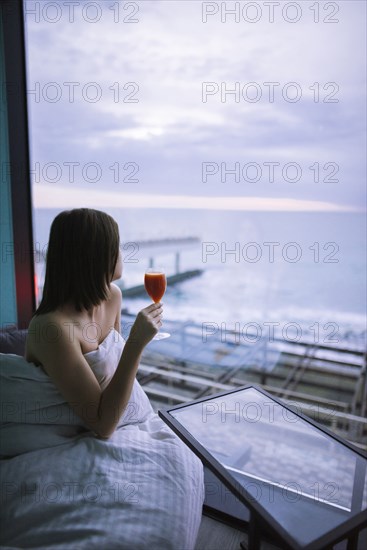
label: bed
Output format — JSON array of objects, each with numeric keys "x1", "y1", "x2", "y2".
[{"x1": 0, "y1": 326, "x2": 205, "y2": 549}]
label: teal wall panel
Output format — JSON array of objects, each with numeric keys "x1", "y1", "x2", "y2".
[{"x1": 0, "y1": 8, "x2": 17, "y2": 327}]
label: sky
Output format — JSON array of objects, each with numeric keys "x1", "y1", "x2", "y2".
[{"x1": 24, "y1": 0, "x2": 366, "y2": 212}]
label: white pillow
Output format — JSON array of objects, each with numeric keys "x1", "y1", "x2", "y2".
[{"x1": 0, "y1": 353, "x2": 89, "y2": 457}]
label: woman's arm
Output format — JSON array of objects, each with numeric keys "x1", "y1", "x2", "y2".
[{"x1": 30, "y1": 303, "x2": 162, "y2": 438}]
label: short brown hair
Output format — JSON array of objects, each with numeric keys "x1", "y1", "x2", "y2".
[{"x1": 36, "y1": 209, "x2": 120, "y2": 314}]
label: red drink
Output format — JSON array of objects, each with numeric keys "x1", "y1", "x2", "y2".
[{"x1": 144, "y1": 272, "x2": 167, "y2": 303}]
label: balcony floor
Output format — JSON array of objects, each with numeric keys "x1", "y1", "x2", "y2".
[
  {"x1": 194, "y1": 513, "x2": 367, "y2": 550},
  {"x1": 195, "y1": 514, "x2": 279, "y2": 550}
]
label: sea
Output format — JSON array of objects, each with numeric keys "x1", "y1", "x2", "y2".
[{"x1": 33, "y1": 208, "x2": 367, "y2": 346}]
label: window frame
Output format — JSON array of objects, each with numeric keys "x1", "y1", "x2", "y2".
[{"x1": 1, "y1": 0, "x2": 35, "y2": 327}]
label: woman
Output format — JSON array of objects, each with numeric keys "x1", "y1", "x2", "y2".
[
  {"x1": 26, "y1": 208, "x2": 163, "y2": 438},
  {"x1": 3, "y1": 208, "x2": 204, "y2": 549}
]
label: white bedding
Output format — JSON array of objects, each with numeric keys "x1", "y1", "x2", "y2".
[{"x1": 0, "y1": 342, "x2": 205, "y2": 549}]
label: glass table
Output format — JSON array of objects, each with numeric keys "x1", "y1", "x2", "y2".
[{"x1": 159, "y1": 386, "x2": 367, "y2": 550}]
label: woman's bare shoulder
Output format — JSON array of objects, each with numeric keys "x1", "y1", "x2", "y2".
[
  {"x1": 109, "y1": 282, "x2": 122, "y2": 301},
  {"x1": 27, "y1": 311, "x2": 57, "y2": 334},
  {"x1": 26, "y1": 311, "x2": 82, "y2": 363},
  {"x1": 108, "y1": 283, "x2": 122, "y2": 316},
  {"x1": 109, "y1": 283, "x2": 122, "y2": 332},
  {"x1": 27, "y1": 310, "x2": 79, "y2": 335}
]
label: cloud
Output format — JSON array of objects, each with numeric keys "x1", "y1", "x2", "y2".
[
  {"x1": 33, "y1": 184, "x2": 362, "y2": 212},
  {"x1": 25, "y1": 0, "x2": 366, "y2": 208}
]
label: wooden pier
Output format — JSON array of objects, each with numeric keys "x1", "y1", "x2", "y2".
[
  {"x1": 122, "y1": 236, "x2": 200, "y2": 274},
  {"x1": 117, "y1": 237, "x2": 203, "y2": 296}
]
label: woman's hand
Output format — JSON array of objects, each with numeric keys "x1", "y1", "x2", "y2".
[{"x1": 128, "y1": 303, "x2": 163, "y2": 348}]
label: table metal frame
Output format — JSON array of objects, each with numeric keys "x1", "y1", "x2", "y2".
[{"x1": 159, "y1": 384, "x2": 367, "y2": 550}]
